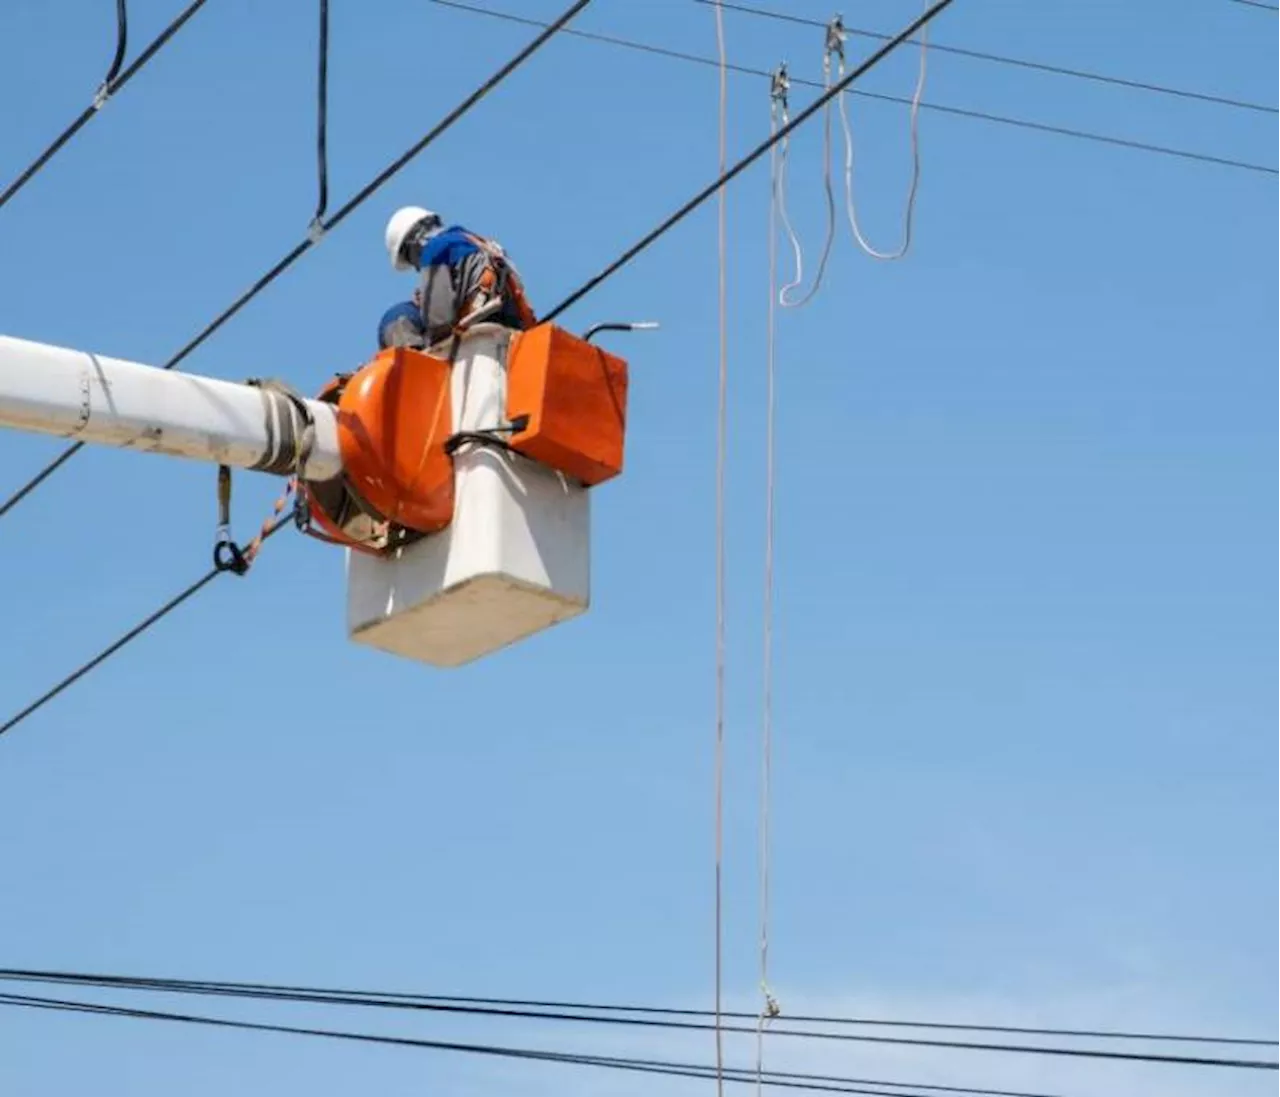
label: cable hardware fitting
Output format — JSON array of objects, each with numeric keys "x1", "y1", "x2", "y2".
[
  {"x1": 825, "y1": 14, "x2": 846, "y2": 61},
  {"x1": 769, "y1": 63, "x2": 790, "y2": 110},
  {"x1": 762, "y1": 990, "x2": 781, "y2": 1019},
  {"x1": 581, "y1": 320, "x2": 660, "y2": 344}
]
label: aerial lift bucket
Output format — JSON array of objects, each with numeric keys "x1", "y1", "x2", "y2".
[{"x1": 305, "y1": 322, "x2": 628, "y2": 667}]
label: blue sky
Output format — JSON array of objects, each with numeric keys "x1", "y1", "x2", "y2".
[{"x1": 0, "y1": 1, "x2": 1275, "y2": 1094}]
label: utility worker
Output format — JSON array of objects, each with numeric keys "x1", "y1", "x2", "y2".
[{"x1": 383, "y1": 206, "x2": 536, "y2": 348}]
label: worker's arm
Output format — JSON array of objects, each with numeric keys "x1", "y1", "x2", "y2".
[{"x1": 377, "y1": 301, "x2": 427, "y2": 350}]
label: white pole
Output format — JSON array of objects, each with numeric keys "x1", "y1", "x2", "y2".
[{"x1": 0, "y1": 334, "x2": 341, "y2": 480}]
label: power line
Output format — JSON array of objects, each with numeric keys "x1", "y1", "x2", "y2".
[
  {"x1": 544, "y1": 0, "x2": 958, "y2": 324},
  {"x1": 0, "y1": 970, "x2": 1275, "y2": 1070},
  {"x1": 312, "y1": 0, "x2": 330, "y2": 228},
  {"x1": 0, "y1": 511, "x2": 294, "y2": 740},
  {"x1": 0, "y1": 991, "x2": 1044, "y2": 1097},
  {"x1": 9, "y1": 967, "x2": 1268, "y2": 1048},
  {"x1": 698, "y1": 0, "x2": 1276, "y2": 115},
  {"x1": 0, "y1": 977, "x2": 1274, "y2": 1075},
  {"x1": 1225, "y1": 0, "x2": 1278, "y2": 10},
  {"x1": 425, "y1": 0, "x2": 1279, "y2": 178},
  {"x1": 0, "y1": 0, "x2": 593, "y2": 523},
  {"x1": 104, "y1": 0, "x2": 130, "y2": 89},
  {"x1": 0, "y1": 573, "x2": 216, "y2": 738},
  {"x1": 0, "y1": 0, "x2": 209, "y2": 213}
]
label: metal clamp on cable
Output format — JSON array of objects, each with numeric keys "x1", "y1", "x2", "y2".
[
  {"x1": 293, "y1": 485, "x2": 313, "y2": 532},
  {"x1": 582, "y1": 321, "x2": 660, "y2": 344},
  {"x1": 762, "y1": 990, "x2": 781, "y2": 1020},
  {"x1": 213, "y1": 537, "x2": 250, "y2": 575},
  {"x1": 213, "y1": 465, "x2": 251, "y2": 575},
  {"x1": 770, "y1": 63, "x2": 790, "y2": 111}
]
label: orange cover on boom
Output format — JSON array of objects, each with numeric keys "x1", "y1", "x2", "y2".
[{"x1": 338, "y1": 346, "x2": 454, "y2": 534}]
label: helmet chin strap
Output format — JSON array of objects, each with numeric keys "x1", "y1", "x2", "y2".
[{"x1": 401, "y1": 214, "x2": 444, "y2": 268}]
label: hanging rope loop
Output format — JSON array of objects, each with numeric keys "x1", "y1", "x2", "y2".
[{"x1": 835, "y1": 1, "x2": 929, "y2": 260}]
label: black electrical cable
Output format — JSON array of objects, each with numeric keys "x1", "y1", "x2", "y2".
[
  {"x1": 0, "y1": 0, "x2": 208, "y2": 213},
  {"x1": 426, "y1": 0, "x2": 1280, "y2": 178},
  {"x1": 1226, "y1": 0, "x2": 1278, "y2": 10},
  {"x1": 0, "y1": 0, "x2": 595, "y2": 736},
  {"x1": 4, "y1": 969, "x2": 1269, "y2": 1050},
  {"x1": 104, "y1": 0, "x2": 130, "y2": 89},
  {"x1": 0, "y1": 0, "x2": 592, "y2": 523},
  {"x1": 0, "y1": 992, "x2": 1024, "y2": 1097},
  {"x1": 313, "y1": 0, "x2": 330, "y2": 225},
  {"x1": 0, "y1": 511, "x2": 293, "y2": 740},
  {"x1": 2, "y1": 988, "x2": 1280, "y2": 1075},
  {"x1": 0, "y1": 574, "x2": 216, "y2": 739},
  {"x1": 696, "y1": 0, "x2": 1276, "y2": 115},
  {"x1": 0, "y1": 972, "x2": 1274, "y2": 1071},
  {"x1": 542, "y1": 0, "x2": 956, "y2": 324}
]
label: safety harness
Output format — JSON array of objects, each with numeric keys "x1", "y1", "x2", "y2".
[{"x1": 458, "y1": 231, "x2": 537, "y2": 332}]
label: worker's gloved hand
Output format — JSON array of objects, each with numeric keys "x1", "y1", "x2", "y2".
[{"x1": 377, "y1": 300, "x2": 427, "y2": 350}]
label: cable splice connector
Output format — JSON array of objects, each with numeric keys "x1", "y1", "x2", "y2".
[
  {"x1": 825, "y1": 14, "x2": 846, "y2": 61},
  {"x1": 769, "y1": 63, "x2": 790, "y2": 111},
  {"x1": 762, "y1": 989, "x2": 781, "y2": 1020}
]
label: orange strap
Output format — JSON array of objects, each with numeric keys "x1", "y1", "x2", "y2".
[{"x1": 466, "y1": 233, "x2": 537, "y2": 329}]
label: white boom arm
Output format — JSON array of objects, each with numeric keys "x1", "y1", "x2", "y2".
[
  {"x1": 0, "y1": 327, "x2": 594, "y2": 669},
  {"x1": 0, "y1": 334, "x2": 341, "y2": 480}
]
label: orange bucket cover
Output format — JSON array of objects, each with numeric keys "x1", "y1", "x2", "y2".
[
  {"x1": 505, "y1": 324, "x2": 628, "y2": 487},
  {"x1": 337, "y1": 346, "x2": 454, "y2": 534}
]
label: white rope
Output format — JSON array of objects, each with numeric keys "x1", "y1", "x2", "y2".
[
  {"x1": 756, "y1": 84, "x2": 784, "y2": 1097},
  {"x1": 833, "y1": 10, "x2": 929, "y2": 260},
  {"x1": 776, "y1": 57, "x2": 836, "y2": 309},
  {"x1": 712, "y1": 3, "x2": 729, "y2": 1095}
]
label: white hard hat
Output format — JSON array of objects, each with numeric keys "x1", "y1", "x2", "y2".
[{"x1": 385, "y1": 205, "x2": 437, "y2": 271}]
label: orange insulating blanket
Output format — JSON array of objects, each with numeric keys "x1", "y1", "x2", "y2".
[
  {"x1": 301, "y1": 346, "x2": 454, "y2": 555},
  {"x1": 505, "y1": 324, "x2": 628, "y2": 487}
]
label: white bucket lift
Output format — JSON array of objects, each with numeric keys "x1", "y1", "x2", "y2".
[
  {"x1": 345, "y1": 327, "x2": 590, "y2": 667},
  {"x1": 0, "y1": 317, "x2": 631, "y2": 670}
]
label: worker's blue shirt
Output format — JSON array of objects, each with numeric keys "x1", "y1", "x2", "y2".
[{"x1": 414, "y1": 225, "x2": 480, "y2": 270}]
